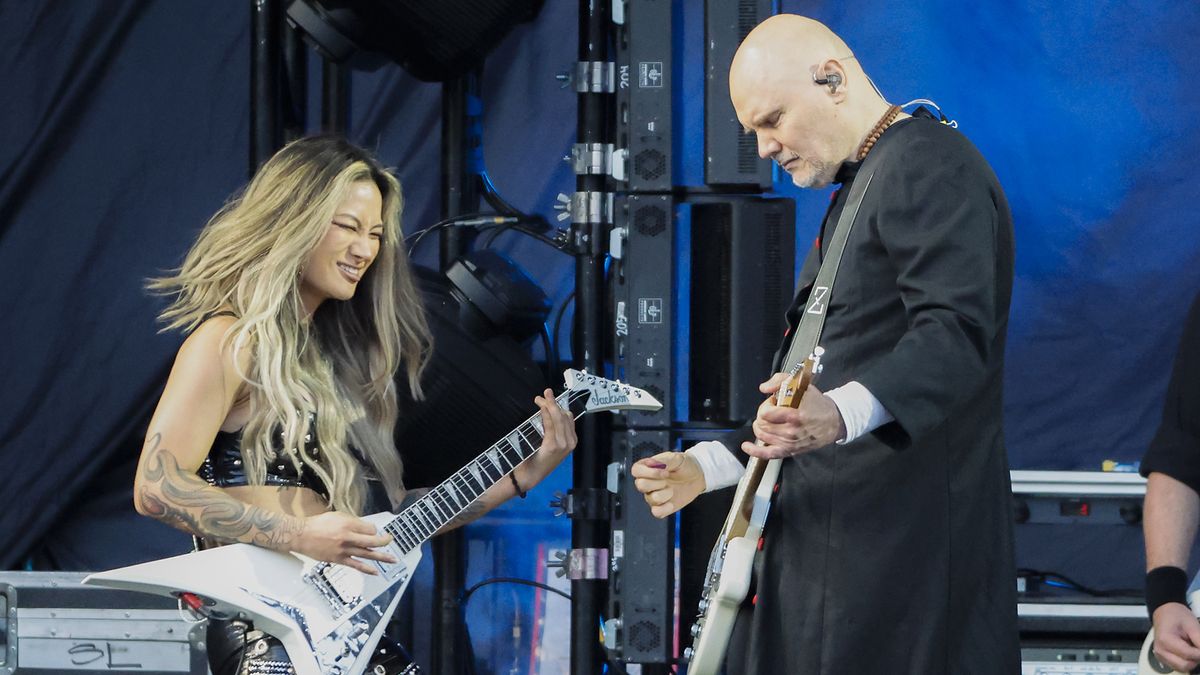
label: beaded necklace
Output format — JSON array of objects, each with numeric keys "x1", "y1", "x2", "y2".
[{"x1": 856, "y1": 104, "x2": 902, "y2": 161}]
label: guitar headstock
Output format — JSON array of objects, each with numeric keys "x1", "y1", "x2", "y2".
[
  {"x1": 775, "y1": 347, "x2": 824, "y2": 410},
  {"x1": 563, "y1": 369, "x2": 663, "y2": 414}
]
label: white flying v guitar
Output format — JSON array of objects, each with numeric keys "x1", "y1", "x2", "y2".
[
  {"x1": 684, "y1": 350, "x2": 823, "y2": 675},
  {"x1": 85, "y1": 369, "x2": 660, "y2": 675}
]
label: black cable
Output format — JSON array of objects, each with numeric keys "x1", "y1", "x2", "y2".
[
  {"x1": 479, "y1": 219, "x2": 572, "y2": 253},
  {"x1": 457, "y1": 577, "x2": 572, "y2": 675},
  {"x1": 606, "y1": 659, "x2": 632, "y2": 675},
  {"x1": 480, "y1": 172, "x2": 524, "y2": 217},
  {"x1": 405, "y1": 213, "x2": 512, "y2": 254},
  {"x1": 235, "y1": 621, "x2": 248, "y2": 675},
  {"x1": 1016, "y1": 567, "x2": 1141, "y2": 598},
  {"x1": 552, "y1": 291, "x2": 576, "y2": 364},
  {"x1": 538, "y1": 323, "x2": 558, "y2": 387},
  {"x1": 461, "y1": 576, "x2": 572, "y2": 603},
  {"x1": 480, "y1": 221, "x2": 517, "y2": 248}
]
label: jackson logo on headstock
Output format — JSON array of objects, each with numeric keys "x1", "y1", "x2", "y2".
[{"x1": 587, "y1": 390, "x2": 629, "y2": 408}]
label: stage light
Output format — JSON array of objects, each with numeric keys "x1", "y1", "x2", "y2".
[
  {"x1": 394, "y1": 259, "x2": 551, "y2": 487},
  {"x1": 445, "y1": 249, "x2": 551, "y2": 346},
  {"x1": 285, "y1": 0, "x2": 545, "y2": 81}
]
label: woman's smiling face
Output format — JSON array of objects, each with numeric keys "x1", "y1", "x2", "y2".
[{"x1": 299, "y1": 180, "x2": 385, "y2": 314}]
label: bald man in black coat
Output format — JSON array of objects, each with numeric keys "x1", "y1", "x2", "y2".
[{"x1": 633, "y1": 14, "x2": 1019, "y2": 674}]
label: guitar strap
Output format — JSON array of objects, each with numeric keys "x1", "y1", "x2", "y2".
[{"x1": 778, "y1": 152, "x2": 883, "y2": 372}]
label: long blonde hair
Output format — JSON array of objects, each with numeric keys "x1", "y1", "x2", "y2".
[{"x1": 149, "y1": 135, "x2": 431, "y2": 514}]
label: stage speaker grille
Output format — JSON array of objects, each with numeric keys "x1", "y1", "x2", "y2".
[{"x1": 689, "y1": 197, "x2": 796, "y2": 424}]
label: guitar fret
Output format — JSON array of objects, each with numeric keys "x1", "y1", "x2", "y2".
[
  {"x1": 411, "y1": 505, "x2": 435, "y2": 538},
  {"x1": 432, "y1": 489, "x2": 456, "y2": 522},
  {"x1": 393, "y1": 505, "x2": 426, "y2": 550},
  {"x1": 394, "y1": 523, "x2": 418, "y2": 551},
  {"x1": 439, "y1": 482, "x2": 461, "y2": 511},
  {"x1": 417, "y1": 492, "x2": 446, "y2": 523},
  {"x1": 504, "y1": 430, "x2": 528, "y2": 461},
  {"x1": 476, "y1": 459, "x2": 503, "y2": 486},
  {"x1": 447, "y1": 473, "x2": 471, "y2": 503},
  {"x1": 418, "y1": 501, "x2": 440, "y2": 532},
  {"x1": 396, "y1": 511, "x2": 422, "y2": 544},
  {"x1": 465, "y1": 461, "x2": 485, "y2": 489},
  {"x1": 380, "y1": 376, "x2": 653, "y2": 552},
  {"x1": 517, "y1": 424, "x2": 543, "y2": 454},
  {"x1": 484, "y1": 447, "x2": 506, "y2": 474},
  {"x1": 495, "y1": 444, "x2": 518, "y2": 471}
]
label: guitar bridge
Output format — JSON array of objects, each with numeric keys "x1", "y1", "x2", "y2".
[{"x1": 303, "y1": 562, "x2": 359, "y2": 618}]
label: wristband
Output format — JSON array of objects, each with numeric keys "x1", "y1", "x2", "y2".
[
  {"x1": 509, "y1": 472, "x2": 527, "y2": 499},
  {"x1": 1146, "y1": 566, "x2": 1189, "y2": 616}
]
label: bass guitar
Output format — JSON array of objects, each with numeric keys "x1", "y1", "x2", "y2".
[
  {"x1": 85, "y1": 369, "x2": 660, "y2": 675},
  {"x1": 684, "y1": 350, "x2": 823, "y2": 674}
]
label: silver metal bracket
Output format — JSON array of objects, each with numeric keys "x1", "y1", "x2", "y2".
[
  {"x1": 570, "y1": 142, "x2": 614, "y2": 175},
  {"x1": 547, "y1": 547, "x2": 610, "y2": 580},
  {"x1": 575, "y1": 60, "x2": 616, "y2": 93},
  {"x1": 608, "y1": 226, "x2": 626, "y2": 260},
  {"x1": 566, "y1": 143, "x2": 627, "y2": 181},
  {"x1": 602, "y1": 617, "x2": 623, "y2": 653},
  {"x1": 554, "y1": 191, "x2": 614, "y2": 225},
  {"x1": 611, "y1": 0, "x2": 626, "y2": 25},
  {"x1": 611, "y1": 147, "x2": 628, "y2": 181},
  {"x1": 605, "y1": 461, "x2": 622, "y2": 492}
]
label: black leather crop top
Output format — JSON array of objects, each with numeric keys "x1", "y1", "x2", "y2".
[{"x1": 198, "y1": 419, "x2": 330, "y2": 499}]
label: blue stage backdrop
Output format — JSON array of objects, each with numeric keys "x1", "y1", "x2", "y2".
[{"x1": 1, "y1": 0, "x2": 1198, "y2": 574}]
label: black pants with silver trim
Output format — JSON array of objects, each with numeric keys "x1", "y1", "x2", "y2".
[{"x1": 206, "y1": 618, "x2": 419, "y2": 675}]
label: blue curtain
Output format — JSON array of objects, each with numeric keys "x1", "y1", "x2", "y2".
[{"x1": 2, "y1": 0, "x2": 1198, "y2": 569}]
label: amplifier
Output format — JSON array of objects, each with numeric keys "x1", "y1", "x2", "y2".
[
  {"x1": 614, "y1": 0, "x2": 673, "y2": 191},
  {"x1": 1018, "y1": 591, "x2": 1149, "y2": 675},
  {"x1": 0, "y1": 571, "x2": 207, "y2": 674},
  {"x1": 1011, "y1": 470, "x2": 1200, "y2": 596},
  {"x1": 604, "y1": 429, "x2": 675, "y2": 664},
  {"x1": 688, "y1": 197, "x2": 795, "y2": 424},
  {"x1": 612, "y1": 194, "x2": 674, "y2": 428},
  {"x1": 704, "y1": 0, "x2": 773, "y2": 188}
]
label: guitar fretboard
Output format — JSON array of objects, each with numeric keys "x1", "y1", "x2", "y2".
[{"x1": 384, "y1": 389, "x2": 583, "y2": 551}]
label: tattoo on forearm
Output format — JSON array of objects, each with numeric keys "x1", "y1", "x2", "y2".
[
  {"x1": 137, "y1": 433, "x2": 302, "y2": 549},
  {"x1": 444, "y1": 501, "x2": 488, "y2": 530},
  {"x1": 399, "y1": 487, "x2": 492, "y2": 534}
]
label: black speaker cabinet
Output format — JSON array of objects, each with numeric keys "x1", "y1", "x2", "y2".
[{"x1": 689, "y1": 197, "x2": 795, "y2": 425}]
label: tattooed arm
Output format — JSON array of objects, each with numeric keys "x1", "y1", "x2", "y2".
[
  {"x1": 135, "y1": 432, "x2": 306, "y2": 548},
  {"x1": 134, "y1": 317, "x2": 392, "y2": 574}
]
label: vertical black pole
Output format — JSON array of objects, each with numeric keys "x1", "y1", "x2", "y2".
[
  {"x1": 321, "y1": 58, "x2": 350, "y2": 134},
  {"x1": 438, "y1": 74, "x2": 479, "y2": 266},
  {"x1": 432, "y1": 71, "x2": 481, "y2": 675},
  {"x1": 573, "y1": 0, "x2": 611, "y2": 673},
  {"x1": 281, "y1": 14, "x2": 307, "y2": 143},
  {"x1": 250, "y1": 0, "x2": 282, "y2": 174}
]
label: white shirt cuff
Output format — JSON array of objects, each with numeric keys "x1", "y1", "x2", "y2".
[
  {"x1": 686, "y1": 440, "x2": 744, "y2": 492},
  {"x1": 826, "y1": 381, "x2": 894, "y2": 444}
]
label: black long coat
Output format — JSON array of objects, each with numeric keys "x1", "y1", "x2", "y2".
[{"x1": 721, "y1": 113, "x2": 1021, "y2": 675}]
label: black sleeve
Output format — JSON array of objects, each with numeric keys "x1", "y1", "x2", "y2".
[
  {"x1": 854, "y1": 127, "x2": 1009, "y2": 442},
  {"x1": 1141, "y1": 292, "x2": 1200, "y2": 495}
]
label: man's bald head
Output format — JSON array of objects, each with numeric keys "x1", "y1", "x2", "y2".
[
  {"x1": 730, "y1": 15, "x2": 854, "y2": 93},
  {"x1": 730, "y1": 15, "x2": 889, "y2": 189}
]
